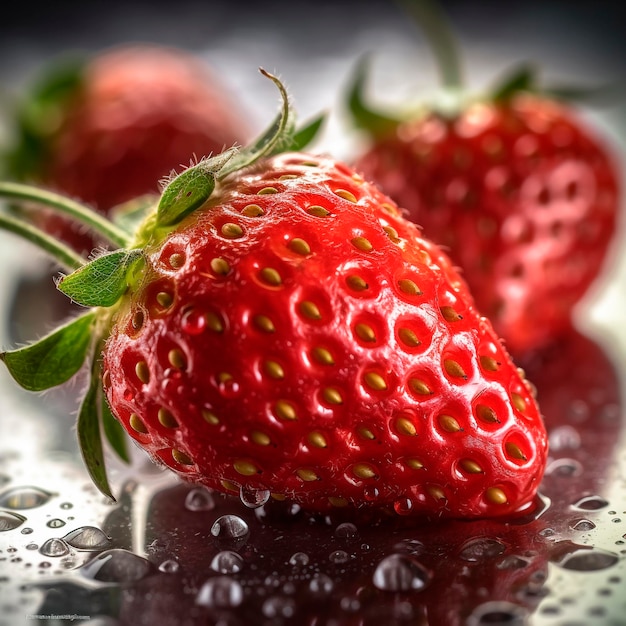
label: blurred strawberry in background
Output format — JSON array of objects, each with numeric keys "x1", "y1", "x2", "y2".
[{"x1": 3, "y1": 43, "x2": 251, "y2": 254}]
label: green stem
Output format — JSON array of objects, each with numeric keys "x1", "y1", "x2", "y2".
[
  {"x1": 399, "y1": 0, "x2": 464, "y2": 91},
  {"x1": 0, "y1": 212, "x2": 85, "y2": 271},
  {"x1": 0, "y1": 182, "x2": 130, "y2": 248}
]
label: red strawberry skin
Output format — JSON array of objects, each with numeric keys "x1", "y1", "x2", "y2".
[
  {"x1": 102, "y1": 152, "x2": 548, "y2": 519},
  {"x1": 23, "y1": 45, "x2": 250, "y2": 250},
  {"x1": 354, "y1": 94, "x2": 620, "y2": 356}
]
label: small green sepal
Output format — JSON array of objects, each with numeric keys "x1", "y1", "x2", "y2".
[
  {"x1": 57, "y1": 249, "x2": 144, "y2": 307},
  {"x1": 0, "y1": 311, "x2": 96, "y2": 392},
  {"x1": 491, "y1": 62, "x2": 537, "y2": 102},
  {"x1": 287, "y1": 113, "x2": 326, "y2": 152}
]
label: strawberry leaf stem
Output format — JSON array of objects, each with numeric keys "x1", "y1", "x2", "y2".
[
  {"x1": 0, "y1": 181, "x2": 130, "y2": 248},
  {"x1": 0, "y1": 211, "x2": 85, "y2": 271},
  {"x1": 398, "y1": 0, "x2": 464, "y2": 91}
]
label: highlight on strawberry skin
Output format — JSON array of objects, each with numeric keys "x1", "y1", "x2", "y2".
[{"x1": 0, "y1": 69, "x2": 548, "y2": 521}]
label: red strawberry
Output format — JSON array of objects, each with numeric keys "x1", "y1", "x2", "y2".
[
  {"x1": 5, "y1": 44, "x2": 251, "y2": 253},
  {"x1": 347, "y1": 13, "x2": 621, "y2": 357},
  {"x1": 0, "y1": 72, "x2": 547, "y2": 520}
]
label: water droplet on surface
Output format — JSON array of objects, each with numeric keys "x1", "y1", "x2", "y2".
[
  {"x1": 334, "y1": 522, "x2": 358, "y2": 539},
  {"x1": 329, "y1": 550, "x2": 350, "y2": 564},
  {"x1": 60, "y1": 502, "x2": 73, "y2": 510},
  {"x1": 210, "y1": 515, "x2": 249, "y2": 539},
  {"x1": 21, "y1": 527, "x2": 33, "y2": 535},
  {"x1": 467, "y1": 601, "x2": 529, "y2": 626},
  {"x1": 210, "y1": 550, "x2": 244, "y2": 574},
  {"x1": 570, "y1": 519, "x2": 596, "y2": 532},
  {"x1": 184, "y1": 487, "x2": 215, "y2": 512},
  {"x1": 39, "y1": 538, "x2": 70, "y2": 558},
  {"x1": 181, "y1": 307, "x2": 207, "y2": 335},
  {"x1": 239, "y1": 486, "x2": 270, "y2": 509},
  {"x1": 548, "y1": 425, "x2": 581, "y2": 451},
  {"x1": 158, "y1": 559, "x2": 180, "y2": 573},
  {"x1": 372, "y1": 554, "x2": 432, "y2": 592},
  {"x1": 63, "y1": 526, "x2": 111, "y2": 550},
  {"x1": 262, "y1": 596, "x2": 296, "y2": 619},
  {"x1": 289, "y1": 552, "x2": 309, "y2": 567},
  {"x1": 572, "y1": 495, "x2": 609, "y2": 511},
  {"x1": 0, "y1": 486, "x2": 52, "y2": 509},
  {"x1": 25, "y1": 542, "x2": 38, "y2": 550},
  {"x1": 555, "y1": 548, "x2": 619, "y2": 572},
  {"x1": 545, "y1": 457, "x2": 583, "y2": 478},
  {"x1": 46, "y1": 518, "x2": 66, "y2": 529},
  {"x1": 309, "y1": 573, "x2": 334, "y2": 595},
  {"x1": 80, "y1": 549, "x2": 153, "y2": 583},
  {"x1": 196, "y1": 576, "x2": 243, "y2": 608},
  {"x1": 0, "y1": 511, "x2": 26, "y2": 531},
  {"x1": 459, "y1": 537, "x2": 507, "y2": 562}
]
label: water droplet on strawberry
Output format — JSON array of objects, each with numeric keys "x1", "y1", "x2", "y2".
[
  {"x1": 210, "y1": 515, "x2": 249, "y2": 539},
  {"x1": 372, "y1": 554, "x2": 431, "y2": 591},
  {"x1": 210, "y1": 550, "x2": 244, "y2": 574},
  {"x1": 0, "y1": 486, "x2": 52, "y2": 509},
  {"x1": 0, "y1": 511, "x2": 26, "y2": 531},
  {"x1": 63, "y1": 526, "x2": 111, "y2": 550},
  {"x1": 393, "y1": 497, "x2": 414, "y2": 515},
  {"x1": 217, "y1": 377, "x2": 240, "y2": 398},
  {"x1": 181, "y1": 308, "x2": 206, "y2": 335},
  {"x1": 39, "y1": 538, "x2": 70, "y2": 557},
  {"x1": 184, "y1": 487, "x2": 215, "y2": 511},
  {"x1": 196, "y1": 576, "x2": 243, "y2": 608},
  {"x1": 239, "y1": 486, "x2": 270, "y2": 509}
]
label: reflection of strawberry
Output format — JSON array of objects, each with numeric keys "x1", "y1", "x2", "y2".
[
  {"x1": 5, "y1": 44, "x2": 250, "y2": 253},
  {"x1": 0, "y1": 72, "x2": 547, "y2": 520},
  {"x1": 347, "y1": 7, "x2": 620, "y2": 357}
]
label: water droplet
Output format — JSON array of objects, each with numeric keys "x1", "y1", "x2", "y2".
[
  {"x1": 556, "y1": 548, "x2": 619, "y2": 572},
  {"x1": 570, "y1": 519, "x2": 596, "y2": 532},
  {"x1": 196, "y1": 576, "x2": 243, "y2": 608},
  {"x1": 184, "y1": 487, "x2": 215, "y2": 512},
  {"x1": 329, "y1": 550, "x2": 350, "y2": 564},
  {"x1": 158, "y1": 559, "x2": 180, "y2": 573},
  {"x1": 548, "y1": 425, "x2": 581, "y2": 451},
  {"x1": 211, "y1": 515, "x2": 249, "y2": 540},
  {"x1": 340, "y1": 596, "x2": 361, "y2": 613},
  {"x1": 210, "y1": 551, "x2": 244, "y2": 574},
  {"x1": 60, "y1": 502, "x2": 73, "y2": 510},
  {"x1": 572, "y1": 495, "x2": 609, "y2": 511},
  {"x1": 372, "y1": 554, "x2": 432, "y2": 591},
  {"x1": 262, "y1": 596, "x2": 296, "y2": 619},
  {"x1": 39, "y1": 538, "x2": 70, "y2": 558},
  {"x1": 80, "y1": 549, "x2": 153, "y2": 583},
  {"x1": 496, "y1": 555, "x2": 532, "y2": 570},
  {"x1": 0, "y1": 511, "x2": 26, "y2": 531},
  {"x1": 239, "y1": 486, "x2": 270, "y2": 509},
  {"x1": 467, "y1": 601, "x2": 529, "y2": 626},
  {"x1": 25, "y1": 542, "x2": 38, "y2": 550},
  {"x1": 47, "y1": 518, "x2": 66, "y2": 529},
  {"x1": 393, "y1": 497, "x2": 414, "y2": 515},
  {"x1": 459, "y1": 537, "x2": 507, "y2": 562},
  {"x1": 0, "y1": 486, "x2": 52, "y2": 509},
  {"x1": 217, "y1": 377, "x2": 240, "y2": 398},
  {"x1": 334, "y1": 522, "x2": 358, "y2": 539},
  {"x1": 21, "y1": 527, "x2": 33, "y2": 535},
  {"x1": 309, "y1": 573, "x2": 334, "y2": 595},
  {"x1": 63, "y1": 526, "x2": 112, "y2": 550},
  {"x1": 289, "y1": 552, "x2": 309, "y2": 567},
  {"x1": 394, "y1": 538, "x2": 425, "y2": 555},
  {"x1": 545, "y1": 457, "x2": 583, "y2": 478},
  {"x1": 181, "y1": 307, "x2": 207, "y2": 335}
]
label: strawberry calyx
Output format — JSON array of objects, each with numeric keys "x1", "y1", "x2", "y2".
[{"x1": 0, "y1": 69, "x2": 323, "y2": 500}]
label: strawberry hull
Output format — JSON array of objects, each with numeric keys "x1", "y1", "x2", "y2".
[{"x1": 102, "y1": 152, "x2": 548, "y2": 519}]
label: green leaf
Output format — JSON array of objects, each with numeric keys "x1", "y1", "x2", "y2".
[
  {"x1": 101, "y1": 393, "x2": 130, "y2": 464},
  {"x1": 0, "y1": 312, "x2": 96, "y2": 391},
  {"x1": 491, "y1": 62, "x2": 536, "y2": 102},
  {"x1": 156, "y1": 148, "x2": 237, "y2": 227},
  {"x1": 286, "y1": 113, "x2": 325, "y2": 152},
  {"x1": 77, "y1": 364, "x2": 115, "y2": 501},
  {"x1": 346, "y1": 55, "x2": 402, "y2": 137},
  {"x1": 219, "y1": 69, "x2": 295, "y2": 177},
  {"x1": 57, "y1": 249, "x2": 144, "y2": 307}
]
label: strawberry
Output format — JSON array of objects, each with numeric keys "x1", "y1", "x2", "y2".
[
  {"x1": 0, "y1": 71, "x2": 547, "y2": 520},
  {"x1": 4, "y1": 44, "x2": 251, "y2": 253},
  {"x1": 346, "y1": 5, "x2": 621, "y2": 357}
]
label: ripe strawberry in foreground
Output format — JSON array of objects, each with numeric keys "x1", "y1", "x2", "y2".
[
  {"x1": 4, "y1": 44, "x2": 250, "y2": 252},
  {"x1": 0, "y1": 72, "x2": 547, "y2": 520},
  {"x1": 347, "y1": 4, "x2": 620, "y2": 357}
]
